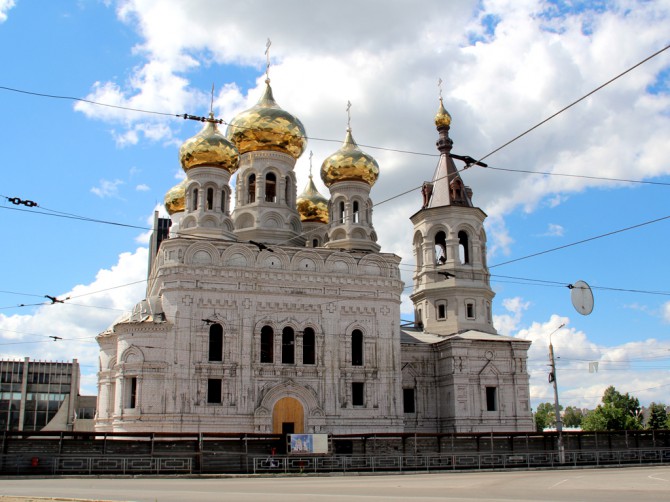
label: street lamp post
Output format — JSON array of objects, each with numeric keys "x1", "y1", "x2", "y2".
[{"x1": 548, "y1": 323, "x2": 565, "y2": 464}]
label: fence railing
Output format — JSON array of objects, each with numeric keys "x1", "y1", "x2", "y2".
[
  {"x1": 0, "y1": 455, "x2": 192, "y2": 475},
  {"x1": 3, "y1": 447, "x2": 670, "y2": 476},
  {"x1": 252, "y1": 447, "x2": 670, "y2": 474}
]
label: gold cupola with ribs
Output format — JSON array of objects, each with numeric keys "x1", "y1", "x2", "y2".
[
  {"x1": 164, "y1": 179, "x2": 186, "y2": 215},
  {"x1": 226, "y1": 79, "x2": 307, "y2": 159},
  {"x1": 434, "y1": 97, "x2": 452, "y2": 129},
  {"x1": 297, "y1": 173, "x2": 329, "y2": 224},
  {"x1": 179, "y1": 114, "x2": 240, "y2": 173},
  {"x1": 320, "y1": 128, "x2": 379, "y2": 187}
]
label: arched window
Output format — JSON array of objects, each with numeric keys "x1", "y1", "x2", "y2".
[
  {"x1": 458, "y1": 231, "x2": 470, "y2": 264},
  {"x1": 435, "y1": 231, "x2": 447, "y2": 264},
  {"x1": 303, "y1": 327, "x2": 315, "y2": 365},
  {"x1": 351, "y1": 329, "x2": 363, "y2": 366},
  {"x1": 312, "y1": 238, "x2": 319, "y2": 248},
  {"x1": 206, "y1": 187, "x2": 214, "y2": 210},
  {"x1": 282, "y1": 326, "x2": 295, "y2": 364},
  {"x1": 260, "y1": 325, "x2": 273, "y2": 363},
  {"x1": 265, "y1": 173, "x2": 277, "y2": 202},
  {"x1": 248, "y1": 174, "x2": 256, "y2": 203},
  {"x1": 208, "y1": 324, "x2": 223, "y2": 362},
  {"x1": 192, "y1": 188, "x2": 199, "y2": 211},
  {"x1": 220, "y1": 190, "x2": 226, "y2": 213},
  {"x1": 353, "y1": 201, "x2": 360, "y2": 223},
  {"x1": 339, "y1": 201, "x2": 345, "y2": 224}
]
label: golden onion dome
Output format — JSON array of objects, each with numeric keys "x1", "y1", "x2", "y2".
[
  {"x1": 296, "y1": 174, "x2": 329, "y2": 224},
  {"x1": 226, "y1": 80, "x2": 307, "y2": 159},
  {"x1": 179, "y1": 115, "x2": 240, "y2": 173},
  {"x1": 434, "y1": 97, "x2": 452, "y2": 129},
  {"x1": 164, "y1": 179, "x2": 187, "y2": 215},
  {"x1": 320, "y1": 128, "x2": 379, "y2": 188}
]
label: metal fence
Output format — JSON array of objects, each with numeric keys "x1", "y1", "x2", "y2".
[
  {"x1": 0, "y1": 455, "x2": 192, "y2": 475},
  {"x1": 253, "y1": 448, "x2": 670, "y2": 474}
]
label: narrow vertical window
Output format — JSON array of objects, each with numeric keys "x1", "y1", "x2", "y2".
[
  {"x1": 351, "y1": 329, "x2": 363, "y2": 366},
  {"x1": 220, "y1": 190, "x2": 226, "y2": 212},
  {"x1": 486, "y1": 386, "x2": 497, "y2": 411},
  {"x1": 353, "y1": 201, "x2": 360, "y2": 223},
  {"x1": 352, "y1": 382, "x2": 364, "y2": 406},
  {"x1": 285, "y1": 176, "x2": 290, "y2": 205},
  {"x1": 403, "y1": 388, "x2": 415, "y2": 413},
  {"x1": 466, "y1": 302, "x2": 475, "y2": 319},
  {"x1": 282, "y1": 327, "x2": 295, "y2": 364},
  {"x1": 248, "y1": 174, "x2": 256, "y2": 203},
  {"x1": 339, "y1": 201, "x2": 345, "y2": 224},
  {"x1": 303, "y1": 328, "x2": 315, "y2": 365},
  {"x1": 437, "y1": 301, "x2": 446, "y2": 320},
  {"x1": 127, "y1": 377, "x2": 137, "y2": 409},
  {"x1": 265, "y1": 173, "x2": 277, "y2": 202},
  {"x1": 206, "y1": 187, "x2": 214, "y2": 210},
  {"x1": 209, "y1": 324, "x2": 223, "y2": 362},
  {"x1": 312, "y1": 238, "x2": 319, "y2": 248},
  {"x1": 458, "y1": 230, "x2": 470, "y2": 264},
  {"x1": 435, "y1": 231, "x2": 447, "y2": 264},
  {"x1": 207, "y1": 379, "x2": 222, "y2": 404},
  {"x1": 260, "y1": 326, "x2": 273, "y2": 363},
  {"x1": 192, "y1": 188, "x2": 199, "y2": 211}
]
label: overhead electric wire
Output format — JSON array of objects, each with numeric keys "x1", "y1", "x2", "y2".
[
  {"x1": 0, "y1": 85, "x2": 177, "y2": 117},
  {"x1": 485, "y1": 166, "x2": 670, "y2": 186},
  {"x1": 474, "y1": 42, "x2": 670, "y2": 166},
  {"x1": 489, "y1": 214, "x2": 670, "y2": 268}
]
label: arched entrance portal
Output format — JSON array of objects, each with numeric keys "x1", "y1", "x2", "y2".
[{"x1": 272, "y1": 397, "x2": 304, "y2": 434}]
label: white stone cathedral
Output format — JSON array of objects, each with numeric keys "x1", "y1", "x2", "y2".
[{"x1": 95, "y1": 79, "x2": 534, "y2": 434}]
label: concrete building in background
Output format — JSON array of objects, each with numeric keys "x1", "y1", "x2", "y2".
[
  {"x1": 0, "y1": 357, "x2": 95, "y2": 431},
  {"x1": 95, "y1": 77, "x2": 534, "y2": 434}
]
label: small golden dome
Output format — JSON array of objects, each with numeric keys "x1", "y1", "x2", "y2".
[
  {"x1": 226, "y1": 80, "x2": 307, "y2": 159},
  {"x1": 179, "y1": 116, "x2": 240, "y2": 173},
  {"x1": 435, "y1": 97, "x2": 452, "y2": 129},
  {"x1": 164, "y1": 179, "x2": 187, "y2": 215},
  {"x1": 297, "y1": 175, "x2": 329, "y2": 224},
  {"x1": 320, "y1": 129, "x2": 379, "y2": 188}
]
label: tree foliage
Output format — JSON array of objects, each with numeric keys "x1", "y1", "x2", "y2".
[
  {"x1": 646, "y1": 402, "x2": 669, "y2": 430},
  {"x1": 534, "y1": 402, "x2": 561, "y2": 432},
  {"x1": 581, "y1": 386, "x2": 642, "y2": 431},
  {"x1": 562, "y1": 406, "x2": 584, "y2": 428}
]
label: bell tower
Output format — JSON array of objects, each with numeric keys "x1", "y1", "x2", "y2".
[{"x1": 410, "y1": 99, "x2": 496, "y2": 336}]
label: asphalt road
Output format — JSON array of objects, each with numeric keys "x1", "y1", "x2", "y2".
[{"x1": 1, "y1": 466, "x2": 669, "y2": 501}]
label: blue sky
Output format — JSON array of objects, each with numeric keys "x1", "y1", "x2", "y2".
[{"x1": 1, "y1": 0, "x2": 669, "y2": 411}]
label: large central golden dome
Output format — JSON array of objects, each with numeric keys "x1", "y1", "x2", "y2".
[
  {"x1": 179, "y1": 116, "x2": 240, "y2": 173},
  {"x1": 320, "y1": 128, "x2": 379, "y2": 187},
  {"x1": 296, "y1": 175, "x2": 329, "y2": 224},
  {"x1": 226, "y1": 80, "x2": 307, "y2": 159}
]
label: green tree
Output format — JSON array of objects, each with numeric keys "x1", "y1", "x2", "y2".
[
  {"x1": 534, "y1": 402, "x2": 561, "y2": 432},
  {"x1": 645, "y1": 402, "x2": 669, "y2": 430},
  {"x1": 562, "y1": 406, "x2": 584, "y2": 428},
  {"x1": 581, "y1": 386, "x2": 642, "y2": 431}
]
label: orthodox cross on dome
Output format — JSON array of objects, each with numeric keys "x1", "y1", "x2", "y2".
[
  {"x1": 209, "y1": 83, "x2": 215, "y2": 115},
  {"x1": 309, "y1": 150, "x2": 314, "y2": 177},
  {"x1": 438, "y1": 77, "x2": 443, "y2": 100},
  {"x1": 346, "y1": 100, "x2": 352, "y2": 129},
  {"x1": 265, "y1": 38, "x2": 272, "y2": 82}
]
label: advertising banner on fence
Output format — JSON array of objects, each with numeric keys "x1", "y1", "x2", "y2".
[{"x1": 288, "y1": 434, "x2": 329, "y2": 454}]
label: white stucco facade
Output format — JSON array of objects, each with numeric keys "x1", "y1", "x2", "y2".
[{"x1": 95, "y1": 86, "x2": 533, "y2": 434}]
